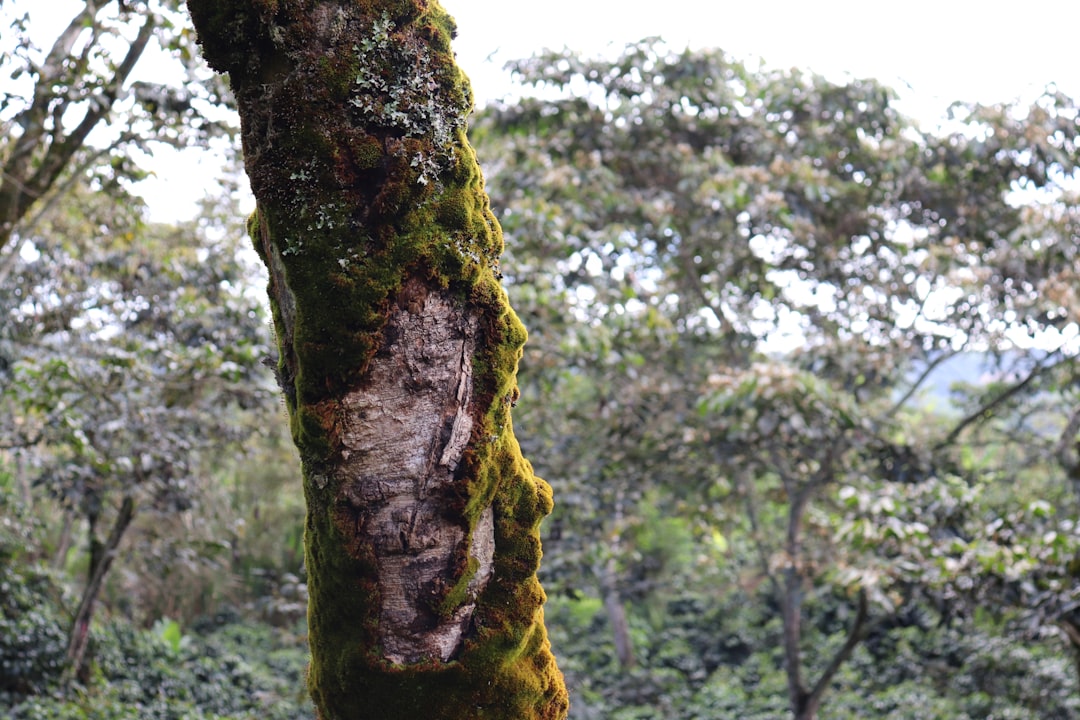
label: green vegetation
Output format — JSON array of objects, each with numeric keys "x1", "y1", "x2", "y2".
[
  {"x1": 186, "y1": 1, "x2": 567, "y2": 717},
  {"x1": 474, "y1": 38, "x2": 1079, "y2": 720},
  {"x1": 2, "y1": 2, "x2": 1079, "y2": 720}
]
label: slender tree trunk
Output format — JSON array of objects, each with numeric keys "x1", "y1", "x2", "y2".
[
  {"x1": 600, "y1": 555, "x2": 634, "y2": 670},
  {"x1": 781, "y1": 484, "x2": 810, "y2": 719},
  {"x1": 600, "y1": 490, "x2": 633, "y2": 670},
  {"x1": 53, "y1": 512, "x2": 74, "y2": 570},
  {"x1": 64, "y1": 494, "x2": 135, "y2": 685},
  {"x1": 186, "y1": 2, "x2": 568, "y2": 718},
  {"x1": 779, "y1": 462, "x2": 868, "y2": 720}
]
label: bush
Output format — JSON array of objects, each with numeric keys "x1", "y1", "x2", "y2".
[
  {"x1": 6, "y1": 612, "x2": 311, "y2": 720},
  {"x1": 0, "y1": 485, "x2": 69, "y2": 704},
  {"x1": 0, "y1": 567, "x2": 69, "y2": 701}
]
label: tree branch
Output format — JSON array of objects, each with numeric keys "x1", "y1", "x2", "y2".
[
  {"x1": 22, "y1": 13, "x2": 155, "y2": 224},
  {"x1": 63, "y1": 492, "x2": 136, "y2": 685},
  {"x1": 0, "y1": 2, "x2": 102, "y2": 247},
  {"x1": 805, "y1": 590, "x2": 869, "y2": 712},
  {"x1": 934, "y1": 351, "x2": 1065, "y2": 451},
  {"x1": 883, "y1": 349, "x2": 959, "y2": 421},
  {"x1": 1056, "y1": 406, "x2": 1080, "y2": 475}
]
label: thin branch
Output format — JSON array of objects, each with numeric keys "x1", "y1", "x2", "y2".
[
  {"x1": 805, "y1": 589, "x2": 869, "y2": 711},
  {"x1": 1059, "y1": 618, "x2": 1080, "y2": 649},
  {"x1": 0, "y1": 136, "x2": 129, "y2": 289},
  {"x1": 0, "y1": 1, "x2": 143, "y2": 250},
  {"x1": 21, "y1": 13, "x2": 155, "y2": 223},
  {"x1": 0, "y1": 430, "x2": 44, "y2": 450},
  {"x1": 12, "y1": 0, "x2": 98, "y2": 151},
  {"x1": 734, "y1": 465, "x2": 781, "y2": 597},
  {"x1": 883, "y1": 349, "x2": 959, "y2": 421},
  {"x1": 934, "y1": 350, "x2": 1065, "y2": 452},
  {"x1": 63, "y1": 491, "x2": 136, "y2": 685}
]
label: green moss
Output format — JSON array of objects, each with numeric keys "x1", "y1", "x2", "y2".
[
  {"x1": 429, "y1": 555, "x2": 480, "y2": 620},
  {"x1": 349, "y1": 134, "x2": 384, "y2": 170}
]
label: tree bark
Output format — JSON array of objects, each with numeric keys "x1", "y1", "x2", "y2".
[{"x1": 186, "y1": 2, "x2": 568, "y2": 718}]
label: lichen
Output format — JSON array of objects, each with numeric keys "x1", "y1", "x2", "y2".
[{"x1": 187, "y1": 0, "x2": 568, "y2": 718}]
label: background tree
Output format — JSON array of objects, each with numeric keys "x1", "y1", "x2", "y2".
[
  {"x1": 0, "y1": 154, "x2": 314, "y2": 716},
  {"x1": 473, "y1": 39, "x2": 1080, "y2": 719},
  {"x1": 0, "y1": 177, "x2": 273, "y2": 681},
  {"x1": 186, "y1": 1, "x2": 568, "y2": 718},
  {"x1": 0, "y1": 0, "x2": 230, "y2": 259},
  {"x1": 2, "y1": 10, "x2": 1079, "y2": 717}
]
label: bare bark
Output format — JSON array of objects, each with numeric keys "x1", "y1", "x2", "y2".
[{"x1": 335, "y1": 280, "x2": 495, "y2": 663}]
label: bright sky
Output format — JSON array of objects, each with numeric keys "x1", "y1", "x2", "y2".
[
  {"x1": 132, "y1": 0, "x2": 1077, "y2": 218},
  {"x1": 447, "y1": 0, "x2": 1080, "y2": 117}
]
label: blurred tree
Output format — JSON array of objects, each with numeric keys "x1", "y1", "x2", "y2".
[
  {"x1": 473, "y1": 39, "x2": 1080, "y2": 720},
  {"x1": 186, "y1": 1, "x2": 567, "y2": 718},
  {"x1": 0, "y1": 0, "x2": 231, "y2": 257},
  {"x1": 0, "y1": 179, "x2": 273, "y2": 682}
]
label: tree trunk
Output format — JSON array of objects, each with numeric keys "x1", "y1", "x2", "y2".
[
  {"x1": 600, "y1": 555, "x2": 634, "y2": 670},
  {"x1": 64, "y1": 494, "x2": 135, "y2": 686},
  {"x1": 186, "y1": 2, "x2": 568, "y2": 718}
]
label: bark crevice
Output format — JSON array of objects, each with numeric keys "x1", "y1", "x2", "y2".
[{"x1": 336, "y1": 278, "x2": 492, "y2": 663}]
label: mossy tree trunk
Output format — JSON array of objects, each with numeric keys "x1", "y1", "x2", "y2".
[{"x1": 185, "y1": 2, "x2": 568, "y2": 718}]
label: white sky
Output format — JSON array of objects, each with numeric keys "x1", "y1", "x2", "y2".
[
  {"x1": 447, "y1": 0, "x2": 1080, "y2": 117},
  {"x1": 131, "y1": 0, "x2": 1079, "y2": 218}
]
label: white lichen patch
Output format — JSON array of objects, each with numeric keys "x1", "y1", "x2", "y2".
[
  {"x1": 334, "y1": 279, "x2": 493, "y2": 664},
  {"x1": 349, "y1": 12, "x2": 467, "y2": 185}
]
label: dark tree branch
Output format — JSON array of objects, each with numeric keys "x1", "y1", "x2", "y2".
[
  {"x1": 0, "y1": 2, "x2": 152, "y2": 251},
  {"x1": 805, "y1": 590, "x2": 869, "y2": 714},
  {"x1": 1056, "y1": 406, "x2": 1080, "y2": 475},
  {"x1": 734, "y1": 465, "x2": 781, "y2": 597},
  {"x1": 1, "y1": 2, "x2": 101, "y2": 245},
  {"x1": 23, "y1": 14, "x2": 154, "y2": 224},
  {"x1": 63, "y1": 492, "x2": 136, "y2": 685},
  {"x1": 935, "y1": 350, "x2": 1065, "y2": 451},
  {"x1": 883, "y1": 348, "x2": 959, "y2": 421}
]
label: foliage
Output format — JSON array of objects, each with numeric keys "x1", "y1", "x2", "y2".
[
  {"x1": 0, "y1": 484, "x2": 69, "y2": 701},
  {"x1": 544, "y1": 578, "x2": 1080, "y2": 720},
  {"x1": 6, "y1": 612, "x2": 311, "y2": 720},
  {"x1": 2, "y1": 5, "x2": 1079, "y2": 717},
  {"x1": 0, "y1": 0, "x2": 233, "y2": 252},
  {"x1": 473, "y1": 37, "x2": 1080, "y2": 719},
  {"x1": 0, "y1": 164, "x2": 276, "y2": 680}
]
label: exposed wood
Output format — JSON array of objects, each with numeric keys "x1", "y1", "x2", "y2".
[{"x1": 335, "y1": 279, "x2": 494, "y2": 663}]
